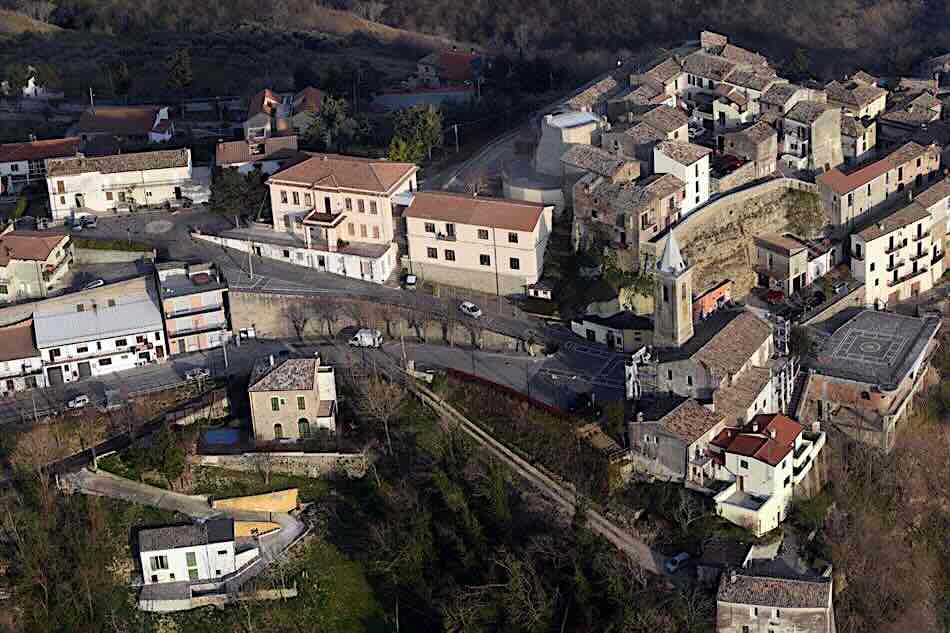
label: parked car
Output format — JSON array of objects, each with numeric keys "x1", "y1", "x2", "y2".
[
  {"x1": 83, "y1": 279, "x2": 105, "y2": 290},
  {"x1": 568, "y1": 392, "x2": 603, "y2": 419},
  {"x1": 98, "y1": 388, "x2": 123, "y2": 412},
  {"x1": 185, "y1": 368, "x2": 211, "y2": 381},
  {"x1": 81, "y1": 215, "x2": 97, "y2": 229},
  {"x1": 402, "y1": 273, "x2": 417, "y2": 290},
  {"x1": 349, "y1": 328, "x2": 383, "y2": 348},
  {"x1": 832, "y1": 281, "x2": 848, "y2": 294},
  {"x1": 665, "y1": 552, "x2": 691, "y2": 574},
  {"x1": 67, "y1": 395, "x2": 90, "y2": 410},
  {"x1": 458, "y1": 301, "x2": 483, "y2": 319}
]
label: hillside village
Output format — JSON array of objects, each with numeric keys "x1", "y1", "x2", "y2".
[{"x1": 0, "y1": 21, "x2": 948, "y2": 633}]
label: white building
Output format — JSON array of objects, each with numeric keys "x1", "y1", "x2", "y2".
[
  {"x1": 33, "y1": 277, "x2": 166, "y2": 386},
  {"x1": 710, "y1": 413, "x2": 826, "y2": 536},
  {"x1": 0, "y1": 318, "x2": 45, "y2": 395},
  {"x1": 0, "y1": 228, "x2": 72, "y2": 303},
  {"x1": 654, "y1": 140, "x2": 712, "y2": 215},
  {"x1": 534, "y1": 111, "x2": 605, "y2": 177},
  {"x1": 45, "y1": 148, "x2": 207, "y2": 221},
  {"x1": 403, "y1": 191, "x2": 553, "y2": 294},
  {"x1": 0, "y1": 136, "x2": 80, "y2": 197},
  {"x1": 138, "y1": 517, "x2": 260, "y2": 612}
]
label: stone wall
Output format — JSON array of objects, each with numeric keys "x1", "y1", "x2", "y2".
[
  {"x1": 642, "y1": 180, "x2": 823, "y2": 297},
  {"x1": 191, "y1": 451, "x2": 369, "y2": 478},
  {"x1": 73, "y1": 247, "x2": 156, "y2": 265},
  {"x1": 228, "y1": 291, "x2": 523, "y2": 351},
  {"x1": 710, "y1": 160, "x2": 758, "y2": 195}
]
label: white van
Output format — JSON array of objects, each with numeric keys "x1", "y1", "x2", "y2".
[{"x1": 349, "y1": 328, "x2": 383, "y2": 348}]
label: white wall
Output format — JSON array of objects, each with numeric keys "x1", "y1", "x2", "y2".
[
  {"x1": 141, "y1": 541, "x2": 242, "y2": 585},
  {"x1": 654, "y1": 150, "x2": 709, "y2": 215},
  {"x1": 40, "y1": 328, "x2": 166, "y2": 384}
]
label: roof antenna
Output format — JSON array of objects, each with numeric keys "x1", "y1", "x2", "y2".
[{"x1": 89, "y1": 87, "x2": 95, "y2": 114}]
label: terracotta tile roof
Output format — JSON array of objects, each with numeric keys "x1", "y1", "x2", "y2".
[
  {"x1": 420, "y1": 51, "x2": 479, "y2": 82},
  {"x1": 623, "y1": 121, "x2": 666, "y2": 145},
  {"x1": 881, "y1": 92, "x2": 942, "y2": 126},
  {"x1": 718, "y1": 573, "x2": 832, "y2": 609},
  {"x1": 644, "y1": 57, "x2": 683, "y2": 84},
  {"x1": 0, "y1": 318, "x2": 38, "y2": 362},
  {"x1": 247, "y1": 89, "x2": 281, "y2": 118},
  {"x1": 249, "y1": 357, "x2": 316, "y2": 392},
  {"x1": 560, "y1": 144, "x2": 637, "y2": 179},
  {"x1": 0, "y1": 230, "x2": 68, "y2": 266},
  {"x1": 825, "y1": 80, "x2": 886, "y2": 108},
  {"x1": 759, "y1": 83, "x2": 801, "y2": 107},
  {"x1": 731, "y1": 120, "x2": 776, "y2": 145},
  {"x1": 602, "y1": 173, "x2": 685, "y2": 215},
  {"x1": 613, "y1": 81, "x2": 665, "y2": 106},
  {"x1": 718, "y1": 43, "x2": 768, "y2": 66},
  {"x1": 712, "y1": 366, "x2": 773, "y2": 427},
  {"x1": 406, "y1": 191, "x2": 547, "y2": 232},
  {"x1": 47, "y1": 149, "x2": 189, "y2": 178},
  {"x1": 566, "y1": 75, "x2": 621, "y2": 110},
  {"x1": 897, "y1": 77, "x2": 937, "y2": 94},
  {"x1": 658, "y1": 398, "x2": 722, "y2": 443},
  {"x1": 78, "y1": 106, "x2": 161, "y2": 135},
  {"x1": 635, "y1": 104, "x2": 688, "y2": 133},
  {"x1": 215, "y1": 135, "x2": 301, "y2": 166},
  {"x1": 721, "y1": 413, "x2": 802, "y2": 466},
  {"x1": 839, "y1": 116, "x2": 866, "y2": 138},
  {"x1": 851, "y1": 70, "x2": 878, "y2": 85},
  {"x1": 655, "y1": 140, "x2": 712, "y2": 165},
  {"x1": 682, "y1": 52, "x2": 737, "y2": 81},
  {"x1": 855, "y1": 202, "x2": 931, "y2": 242},
  {"x1": 784, "y1": 101, "x2": 837, "y2": 125},
  {"x1": 817, "y1": 142, "x2": 929, "y2": 195},
  {"x1": 0, "y1": 137, "x2": 80, "y2": 163},
  {"x1": 912, "y1": 176, "x2": 950, "y2": 210},
  {"x1": 714, "y1": 84, "x2": 748, "y2": 107},
  {"x1": 726, "y1": 68, "x2": 779, "y2": 92},
  {"x1": 293, "y1": 86, "x2": 324, "y2": 113},
  {"x1": 693, "y1": 311, "x2": 772, "y2": 378},
  {"x1": 269, "y1": 154, "x2": 416, "y2": 194}
]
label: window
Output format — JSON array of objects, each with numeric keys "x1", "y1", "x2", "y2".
[
  {"x1": 56, "y1": 180, "x2": 64, "y2": 194},
  {"x1": 106, "y1": 191, "x2": 113, "y2": 201},
  {"x1": 76, "y1": 346, "x2": 88, "y2": 354},
  {"x1": 59, "y1": 196, "x2": 65, "y2": 205},
  {"x1": 740, "y1": 459, "x2": 749, "y2": 469},
  {"x1": 298, "y1": 418, "x2": 311, "y2": 438},
  {"x1": 150, "y1": 555, "x2": 169, "y2": 571},
  {"x1": 509, "y1": 257, "x2": 520, "y2": 270},
  {"x1": 687, "y1": 375, "x2": 693, "y2": 386},
  {"x1": 217, "y1": 550, "x2": 227, "y2": 555},
  {"x1": 867, "y1": 184, "x2": 871, "y2": 196},
  {"x1": 186, "y1": 552, "x2": 196, "y2": 566},
  {"x1": 427, "y1": 247, "x2": 438, "y2": 259},
  {"x1": 154, "y1": 332, "x2": 161, "y2": 341},
  {"x1": 445, "y1": 249, "x2": 456, "y2": 261},
  {"x1": 917, "y1": 158, "x2": 921, "y2": 168},
  {"x1": 508, "y1": 232, "x2": 518, "y2": 244},
  {"x1": 360, "y1": 225, "x2": 367, "y2": 238},
  {"x1": 189, "y1": 568, "x2": 199, "y2": 581},
  {"x1": 372, "y1": 226, "x2": 380, "y2": 239},
  {"x1": 274, "y1": 423, "x2": 284, "y2": 439},
  {"x1": 479, "y1": 254, "x2": 491, "y2": 266},
  {"x1": 870, "y1": 262, "x2": 875, "y2": 272},
  {"x1": 784, "y1": 476, "x2": 791, "y2": 487},
  {"x1": 370, "y1": 200, "x2": 378, "y2": 214},
  {"x1": 424, "y1": 222, "x2": 436, "y2": 233},
  {"x1": 99, "y1": 358, "x2": 112, "y2": 366},
  {"x1": 445, "y1": 223, "x2": 456, "y2": 237},
  {"x1": 662, "y1": 285, "x2": 669, "y2": 302},
  {"x1": 304, "y1": 193, "x2": 312, "y2": 206},
  {"x1": 0, "y1": 285, "x2": 6, "y2": 295},
  {"x1": 847, "y1": 193, "x2": 853, "y2": 207},
  {"x1": 667, "y1": 370, "x2": 673, "y2": 380},
  {"x1": 108, "y1": 299, "x2": 116, "y2": 307},
  {"x1": 345, "y1": 198, "x2": 352, "y2": 211},
  {"x1": 280, "y1": 190, "x2": 288, "y2": 204},
  {"x1": 115, "y1": 339, "x2": 127, "y2": 347},
  {"x1": 694, "y1": 164, "x2": 699, "y2": 178},
  {"x1": 9, "y1": 163, "x2": 17, "y2": 173},
  {"x1": 297, "y1": 396, "x2": 306, "y2": 410},
  {"x1": 742, "y1": 627, "x2": 750, "y2": 633},
  {"x1": 347, "y1": 223, "x2": 355, "y2": 236},
  {"x1": 478, "y1": 229, "x2": 489, "y2": 240},
  {"x1": 292, "y1": 191, "x2": 300, "y2": 205},
  {"x1": 76, "y1": 304, "x2": 85, "y2": 312},
  {"x1": 283, "y1": 249, "x2": 291, "y2": 258},
  {"x1": 358, "y1": 199, "x2": 365, "y2": 213},
  {"x1": 775, "y1": 609, "x2": 781, "y2": 619},
  {"x1": 271, "y1": 397, "x2": 280, "y2": 411}
]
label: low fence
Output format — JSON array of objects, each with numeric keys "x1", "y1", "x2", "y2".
[{"x1": 190, "y1": 451, "x2": 369, "y2": 479}]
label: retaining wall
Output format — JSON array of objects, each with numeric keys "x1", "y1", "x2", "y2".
[
  {"x1": 73, "y1": 247, "x2": 156, "y2": 265},
  {"x1": 191, "y1": 451, "x2": 368, "y2": 478}
]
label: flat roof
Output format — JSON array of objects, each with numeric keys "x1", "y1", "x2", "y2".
[
  {"x1": 547, "y1": 111, "x2": 601, "y2": 128},
  {"x1": 754, "y1": 233, "x2": 807, "y2": 256},
  {"x1": 813, "y1": 310, "x2": 941, "y2": 389},
  {"x1": 34, "y1": 295, "x2": 164, "y2": 348}
]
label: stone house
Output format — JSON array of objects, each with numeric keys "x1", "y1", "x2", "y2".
[
  {"x1": 878, "y1": 91, "x2": 943, "y2": 146},
  {"x1": 754, "y1": 233, "x2": 810, "y2": 295},
  {"x1": 0, "y1": 136, "x2": 80, "y2": 197},
  {"x1": 849, "y1": 202, "x2": 936, "y2": 308},
  {"x1": 797, "y1": 310, "x2": 941, "y2": 452},
  {"x1": 712, "y1": 85, "x2": 754, "y2": 132},
  {"x1": 816, "y1": 141, "x2": 941, "y2": 233},
  {"x1": 248, "y1": 355, "x2": 338, "y2": 444},
  {"x1": 778, "y1": 101, "x2": 843, "y2": 173},
  {"x1": 716, "y1": 571, "x2": 835, "y2": 633},
  {"x1": 290, "y1": 86, "x2": 325, "y2": 134},
  {"x1": 559, "y1": 143, "x2": 641, "y2": 206},
  {"x1": 243, "y1": 89, "x2": 287, "y2": 140},
  {"x1": 0, "y1": 227, "x2": 72, "y2": 303},
  {"x1": 214, "y1": 135, "x2": 305, "y2": 175},
  {"x1": 600, "y1": 121, "x2": 667, "y2": 165},
  {"x1": 722, "y1": 68, "x2": 783, "y2": 115},
  {"x1": 824, "y1": 78, "x2": 887, "y2": 119},
  {"x1": 840, "y1": 116, "x2": 876, "y2": 164},
  {"x1": 653, "y1": 140, "x2": 712, "y2": 215},
  {"x1": 642, "y1": 57, "x2": 687, "y2": 99},
  {"x1": 758, "y1": 83, "x2": 820, "y2": 119},
  {"x1": 682, "y1": 51, "x2": 739, "y2": 102},
  {"x1": 564, "y1": 75, "x2": 622, "y2": 116},
  {"x1": 723, "y1": 121, "x2": 777, "y2": 178}
]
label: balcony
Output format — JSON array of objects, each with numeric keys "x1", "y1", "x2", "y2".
[
  {"x1": 101, "y1": 178, "x2": 192, "y2": 191},
  {"x1": 884, "y1": 241, "x2": 906, "y2": 255},
  {"x1": 888, "y1": 265, "x2": 928, "y2": 287},
  {"x1": 435, "y1": 232, "x2": 457, "y2": 242},
  {"x1": 913, "y1": 230, "x2": 931, "y2": 242},
  {"x1": 910, "y1": 249, "x2": 929, "y2": 262},
  {"x1": 933, "y1": 250, "x2": 944, "y2": 265},
  {"x1": 164, "y1": 303, "x2": 224, "y2": 319},
  {"x1": 886, "y1": 258, "x2": 905, "y2": 272}
]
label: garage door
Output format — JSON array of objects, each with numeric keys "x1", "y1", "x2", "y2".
[
  {"x1": 47, "y1": 366, "x2": 64, "y2": 386},
  {"x1": 77, "y1": 362, "x2": 92, "y2": 379}
]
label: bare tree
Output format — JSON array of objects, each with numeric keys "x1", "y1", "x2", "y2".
[
  {"x1": 12, "y1": 424, "x2": 68, "y2": 517},
  {"x1": 514, "y1": 22, "x2": 530, "y2": 55},
  {"x1": 311, "y1": 297, "x2": 340, "y2": 337},
  {"x1": 348, "y1": 369, "x2": 403, "y2": 455},
  {"x1": 73, "y1": 411, "x2": 102, "y2": 471},
  {"x1": 672, "y1": 488, "x2": 704, "y2": 535},
  {"x1": 255, "y1": 451, "x2": 276, "y2": 486},
  {"x1": 16, "y1": 0, "x2": 56, "y2": 23},
  {"x1": 284, "y1": 302, "x2": 310, "y2": 341},
  {"x1": 352, "y1": 0, "x2": 387, "y2": 22}
]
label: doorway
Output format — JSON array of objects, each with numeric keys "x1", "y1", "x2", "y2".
[{"x1": 174, "y1": 186, "x2": 182, "y2": 199}]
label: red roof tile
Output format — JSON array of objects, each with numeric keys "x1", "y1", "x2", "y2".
[
  {"x1": 269, "y1": 154, "x2": 416, "y2": 194},
  {"x1": 722, "y1": 413, "x2": 803, "y2": 466},
  {"x1": 0, "y1": 137, "x2": 80, "y2": 163},
  {"x1": 406, "y1": 191, "x2": 548, "y2": 232}
]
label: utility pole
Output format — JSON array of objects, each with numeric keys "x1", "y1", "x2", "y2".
[
  {"x1": 220, "y1": 325, "x2": 229, "y2": 370},
  {"x1": 454, "y1": 123, "x2": 459, "y2": 153},
  {"x1": 248, "y1": 243, "x2": 254, "y2": 277}
]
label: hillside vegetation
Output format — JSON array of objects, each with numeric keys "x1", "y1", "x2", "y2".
[{"x1": 0, "y1": 8, "x2": 62, "y2": 34}]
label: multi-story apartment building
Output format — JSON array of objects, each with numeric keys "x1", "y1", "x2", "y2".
[
  {"x1": 45, "y1": 149, "x2": 206, "y2": 221},
  {"x1": 817, "y1": 141, "x2": 941, "y2": 232},
  {"x1": 653, "y1": 140, "x2": 712, "y2": 215},
  {"x1": 404, "y1": 191, "x2": 553, "y2": 294},
  {"x1": 778, "y1": 101, "x2": 843, "y2": 172},
  {"x1": 0, "y1": 318, "x2": 45, "y2": 395},
  {"x1": 914, "y1": 176, "x2": 950, "y2": 277},
  {"x1": 32, "y1": 277, "x2": 166, "y2": 385},
  {"x1": 266, "y1": 153, "x2": 418, "y2": 284},
  {"x1": 850, "y1": 202, "x2": 936, "y2": 307},
  {"x1": 156, "y1": 262, "x2": 230, "y2": 355},
  {"x1": 0, "y1": 228, "x2": 72, "y2": 304},
  {"x1": 248, "y1": 355, "x2": 338, "y2": 443},
  {"x1": 0, "y1": 136, "x2": 80, "y2": 197}
]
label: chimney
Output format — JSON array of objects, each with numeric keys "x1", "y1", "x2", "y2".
[{"x1": 769, "y1": 428, "x2": 777, "y2": 439}]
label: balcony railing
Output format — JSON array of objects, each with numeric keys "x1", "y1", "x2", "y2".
[
  {"x1": 910, "y1": 249, "x2": 929, "y2": 262},
  {"x1": 888, "y1": 265, "x2": 928, "y2": 287},
  {"x1": 933, "y1": 250, "x2": 944, "y2": 265},
  {"x1": 884, "y1": 241, "x2": 906, "y2": 255},
  {"x1": 436, "y1": 233, "x2": 457, "y2": 242},
  {"x1": 886, "y1": 258, "x2": 904, "y2": 272},
  {"x1": 164, "y1": 303, "x2": 224, "y2": 319},
  {"x1": 913, "y1": 230, "x2": 931, "y2": 241}
]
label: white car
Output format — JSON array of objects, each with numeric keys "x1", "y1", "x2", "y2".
[
  {"x1": 83, "y1": 279, "x2": 105, "y2": 290},
  {"x1": 458, "y1": 301, "x2": 483, "y2": 319},
  {"x1": 67, "y1": 395, "x2": 90, "y2": 410},
  {"x1": 185, "y1": 368, "x2": 211, "y2": 381}
]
